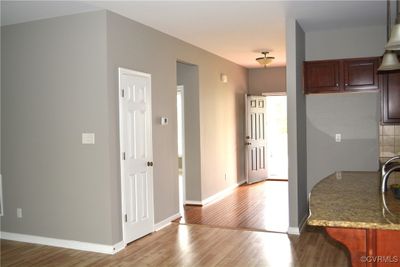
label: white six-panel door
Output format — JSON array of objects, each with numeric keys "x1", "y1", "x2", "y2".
[
  {"x1": 119, "y1": 68, "x2": 154, "y2": 244},
  {"x1": 245, "y1": 95, "x2": 268, "y2": 184}
]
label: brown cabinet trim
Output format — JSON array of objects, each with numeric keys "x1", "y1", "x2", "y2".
[
  {"x1": 381, "y1": 69, "x2": 400, "y2": 124},
  {"x1": 326, "y1": 227, "x2": 400, "y2": 267}
]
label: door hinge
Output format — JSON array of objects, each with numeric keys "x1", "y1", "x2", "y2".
[
  {"x1": 122, "y1": 152, "x2": 126, "y2": 160},
  {"x1": 124, "y1": 214, "x2": 128, "y2": 222},
  {"x1": 121, "y1": 89, "x2": 125, "y2": 98}
]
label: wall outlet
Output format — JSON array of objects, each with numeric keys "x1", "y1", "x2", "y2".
[
  {"x1": 335, "y1": 133, "x2": 341, "y2": 142},
  {"x1": 336, "y1": 171, "x2": 342, "y2": 180},
  {"x1": 17, "y1": 208, "x2": 22, "y2": 218},
  {"x1": 224, "y1": 173, "x2": 227, "y2": 181},
  {"x1": 82, "y1": 133, "x2": 95, "y2": 144}
]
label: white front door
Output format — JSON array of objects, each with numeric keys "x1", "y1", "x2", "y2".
[
  {"x1": 119, "y1": 68, "x2": 154, "y2": 244},
  {"x1": 245, "y1": 95, "x2": 268, "y2": 184}
]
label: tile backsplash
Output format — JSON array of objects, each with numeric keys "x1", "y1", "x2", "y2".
[
  {"x1": 380, "y1": 125, "x2": 400, "y2": 186},
  {"x1": 380, "y1": 125, "x2": 400, "y2": 157}
]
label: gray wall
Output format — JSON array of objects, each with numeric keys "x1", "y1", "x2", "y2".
[
  {"x1": 0, "y1": 15, "x2": 1, "y2": 173},
  {"x1": 106, "y1": 11, "x2": 247, "y2": 238},
  {"x1": 106, "y1": 12, "x2": 247, "y2": 218},
  {"x1": 1, "y1": 10, "x2": 248, "y2": 245},
  {"x1": 305, "y1": 25, "x2": 384, "y2": 192},
  {"x1": 286, "y1": 19, "x2": 308, "y2": 229},
  {"x1": 306, "y1": 25, "x2": 386, "y2": 60},
  {"x1": 198, "y1": 56, "x2": 248, "y2": 200},
  {"x1": 248, "y1": 67, "x2": 286, "y2": 95},
  {"x1": 307, "y1": 93, "x2": 380, "y2": 191},
  {"x1": 177, "y1": 62, "x2": 202, "y2": 201},
  {"x1": 1, "y1": 11, "x2": 114, "y2": 244}
]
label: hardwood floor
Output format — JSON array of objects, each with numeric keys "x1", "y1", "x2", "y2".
[
  {"x1": 175, "y1": 180, "x2": 289, "y2": 232},
  {"x1": 1, "y1": 181, "x2": 348, "y2": 266},
  {"x1": 1, "y1": 224, "x2": 348, "y2": 267}
]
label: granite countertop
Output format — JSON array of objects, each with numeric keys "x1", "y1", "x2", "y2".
[{"x1": 308, "y1": 171, "x2": 400, "y2": 230}]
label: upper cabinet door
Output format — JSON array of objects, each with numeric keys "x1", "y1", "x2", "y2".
[
  {"x1": 304, "y1": 60, "x2": 341, "y2": 93},
  {"x1": 382, "y1": 71, "x2": 400, "y2": 124},
  {"x1": 343, "y1": 58, "x2": 379, "y2": 91}
]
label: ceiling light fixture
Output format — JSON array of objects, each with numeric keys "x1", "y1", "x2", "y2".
[
  {"x1": 379, "y1": 0, "x2": 400, "y2": 71},
  {"x1": 256, "y1": 51, "x2": 275, "y2": 68}
]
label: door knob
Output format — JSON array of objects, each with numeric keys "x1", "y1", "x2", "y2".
[
  {"x1": 246, "y1": 136, "x2": 250, "y2": 139},
  {"x1": 147, "y1": 161, "x2": 153, "y2": 167}
]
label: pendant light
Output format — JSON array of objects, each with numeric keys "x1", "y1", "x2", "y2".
[
  {"x1": 385, "y1": 24, "x2": 400, "y2": 50},
  {"x1": 386, "y1": 0, "x2": 400, "y2": 50},
  {"x1": 378, "y1": 51, "x2": 400, "y2": 71},
  {"x1": 256, "y1": 51, "x2": 275, "y2": 68},
  {"x1": 379, "y1": 0, "x2": 400, "y2": 71}
]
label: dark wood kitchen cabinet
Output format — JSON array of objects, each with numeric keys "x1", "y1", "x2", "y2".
[
  {"x1": 381, "y1": 70, "x2": 400, "y2": 124},
  {"x1": 343, "y1": 57, "x2": 379, "y2": 91},
  {"x1": 304, "y1": 60, "x2": 341, "y2": 93},
  {"x1": 304, "y1": 57, "x2": 380, "y2": 94}
]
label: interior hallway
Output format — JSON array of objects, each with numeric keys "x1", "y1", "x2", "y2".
[
  {"x1": 1, "y1": 224, "x2": 348, "y2": 267},
  {"x1": 175, "y1": 181, "x2": 289, "y2": 233}
]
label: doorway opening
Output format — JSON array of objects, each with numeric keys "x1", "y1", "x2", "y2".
[
  {"x1": 176, "y1": 61, "x2": 201, "y2": 216},
  {"x1": 177, "y1": 85, "x2": 185, "y2": 215},
  {"x1": 175, "y1": 92, "x2": 288, "y2": 233},
  {"x1": 245, "y1": 94, "x2": 288, "y2": 182},
  {"x1": 265, "y1": 95, "x2": 288, "y2": 180},
  {"x1": 243, "y1": 93, "x2": 288, "y2": 232}
]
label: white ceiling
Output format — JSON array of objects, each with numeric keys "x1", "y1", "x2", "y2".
[{"x1": 1, "y1": 1, "x2": 387, "y2": 68}]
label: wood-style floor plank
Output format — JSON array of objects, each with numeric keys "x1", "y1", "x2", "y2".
[
  {"x1": 1, "y1": 224, "x2": 348, "y2": 267},
  {"x1": 176, "y1": 180, "x2": 289, "y2": 232},
  {"x1": 1, "y1": 180, "x2": 349, "y2": 266}
]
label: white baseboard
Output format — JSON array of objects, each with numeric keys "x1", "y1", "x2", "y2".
[
  {"x1": 0, "y1": 231, "x2": 124, "y2": 254},
  {"x1": 113, "y1": 240, "x2": 126, "y2": 254},
  {"x1": 287, "y1": 226, "x2": 300, "y2": 235},
  {"x1": 287, "y1": 213, "x2": 308, "y2": 235},
  {"x1": 185, "y1": 180, "x2": 246, "y2": 206},
  {"x1": 202, "y1": 180, "x2": 246, "y2": 206},
  {"x1": 154, "y1": 213, "x2": 181, "y2": 231},
  {"x1": 185, "y1": 200, "x2": 203, "y2": 206}
]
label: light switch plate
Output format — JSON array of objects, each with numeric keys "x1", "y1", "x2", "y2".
[
  {"x1": 17, "y1": 208, "x2": 22, "y2": 218},
  {"x1": 335, "y1": 133, "x2": 341, "y2": 142},
  {"x1": 82, "y1": 133, "x2": 95, "y2": 144},
  {"x1": 220, "y1": 74, "x2": 228, "y2": 83}
]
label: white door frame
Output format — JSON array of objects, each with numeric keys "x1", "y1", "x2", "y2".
[
  {"x1": 177, "y1": 85, "x2": 186, "y2": 210},
  {"x1": 118, "y1": 67, "x2": 154, "y2": 244},
  {"x1": 245, "y1": 94, "x2": 249, "y2": 183},
  {"x1": 261, "y1": 92, "x2": 287, "y2": 96}
]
